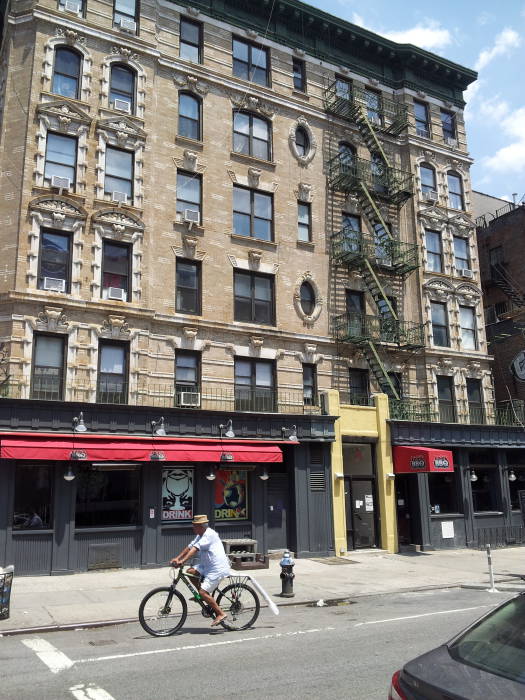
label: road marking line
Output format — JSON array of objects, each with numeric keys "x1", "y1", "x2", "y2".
[
  {"x1": 75, "y1": 627, "x2": 336, "y2": 664},
  {"x1": 353, "y1": 605, "x2": 490, "y2": 627},
  {"x1": 70, "y1": 684, "x2": 117, "y2": 700},
  {"x1": 22, "y1": 637, "x2": 74, "y2": 673}
]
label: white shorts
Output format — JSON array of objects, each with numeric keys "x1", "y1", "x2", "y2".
[{"x1": 194, "y1": 565, "x2": 228, "y2": 593}]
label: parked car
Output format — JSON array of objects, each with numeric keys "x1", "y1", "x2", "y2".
[{"x1": 389, "y1": 592, "x2": 525, "y2": 699}]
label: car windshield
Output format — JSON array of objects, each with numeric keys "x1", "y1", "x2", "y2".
[{"x1": 449, "y1": 594, "x2": 525, "y2": 684}]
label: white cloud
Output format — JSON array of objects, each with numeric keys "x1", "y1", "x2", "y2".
[
  {"x1": 464, "y1": 79, "x2": 483, "y2": 122},
  {"x1": 499, "y1": 194, "x2": 512, "y2": 201},
  {"x1": 479, "y1": 96, "x2": 510, "y2": 122},
  {"x1": 474, "y1": 28, "x2": 521, "y2": 71},
  {"x1": 483, "y1": 105, "x2": 525, "y2": 174},
  {"x1": 383, "y1": 21, "x2": 452, "y2": 51},
  {"x1": 351, "y1": 12, "x2": 364, "y2": 27}
]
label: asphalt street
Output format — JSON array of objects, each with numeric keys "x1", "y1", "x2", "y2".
[{"x1": 0, "y1": 588, "x2": 515, "y2": 700}]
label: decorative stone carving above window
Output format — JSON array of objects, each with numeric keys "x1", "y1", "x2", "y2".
[
  {"x1": 293, "y1": 47, "x2": 305, "y2": 57},
  {"x1": 245, "y1": 28, "x2": 258, "y2": 39},
  {"x1": 250, "y1": 335, "x2": 264, "y2": 352},
  {"x1": 248, "y1": 249, "x2": 263, "y2": 269},
  {"x1": 187, "y1": 6, "x2": 200, "y2": 17},
  {"x1": 36, "y1": 306, "x2": 69, "y2": 332},
  {"x1": 173, "y1": 152, "x2": 206, "y2": 175},
  {"x1": 27, "y1": 196, "x2": 87, "y2": 295},
  {"x1": 296, "y1": 182, "x2": 312, "y2": 202},
  {"x1": 227, "y1": 169, "x2": 277, "y2": 193},
  {"x1": 423, "y1": 278, "x2": 455, "y2": 301},
  {"x1": 456, "y1": 283, "x2": 481, "y2": 304},
  {"x1": 174, "y1": 72, "x2": 209, "y2": 97},
  {"x1": 293, "y1": 272, "x2": 323, "y2": 327},
  {"x1": 101, "y1": 52, "x2": 146, "y2": 119},
  {"x1": 101, "y1": 314, "x2": 130, "y2": 339},
  {"x1": 289, "y1": 116, "x2": 316, "y2": 166},
  {"x1": 228, "y1": 92, "x2": 275, "y2": 119},
  {"x1": 248, "y1": 167, "x2": 262, "y2": 188},
  {"x1": 172, "y1": 237, "x2": 206, "y2": 261},
  {"x1": 228, "y1": 255, "x2": 278, "y2": 276},
  {"x1": 183, "y1": 326, "x2": 198, "y2": 341}
]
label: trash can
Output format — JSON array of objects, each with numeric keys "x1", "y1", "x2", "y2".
[{"x1": 0, "y1": 565, "x2": 14, "y2": 620}]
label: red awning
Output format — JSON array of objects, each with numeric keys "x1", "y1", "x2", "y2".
[
  {"x1": 393, "y1": 446, "x2": 454, "y2": 474},
  {"x1": 0, "y1": 436, "x2": 283, "y2": 463}
]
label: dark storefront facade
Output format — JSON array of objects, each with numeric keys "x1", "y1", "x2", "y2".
[
  {"x1": 391, "y1": 420, "x2": 525, "y2": 550},
  {"x1": 0, "y1": 399, "x2": 336, "y2": 575}
]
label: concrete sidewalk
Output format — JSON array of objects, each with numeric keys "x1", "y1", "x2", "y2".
[{"x1": 2, "y1": 548, "x2": 525, "y2": 635}]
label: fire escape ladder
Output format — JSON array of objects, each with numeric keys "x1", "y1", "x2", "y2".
[
  {"x1": 361, "y1": 340, "x2": 400, "y2": 399},
  {"x1": 356, "y1": 182, "x2": 392, "y2": 241},
  {"x1": 491, "y1": 263, "x2": 525, "y2": 307},
  {"x1": 351, "y1": 103, "x2": 392, "y2": 168},
  {"x1": 362, "y1": 259, "x2": 398, "y2": 321}
]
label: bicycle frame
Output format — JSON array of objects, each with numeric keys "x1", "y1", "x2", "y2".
[{"x1": 170, "y1": 566, "x2": 251, "y2": 613}]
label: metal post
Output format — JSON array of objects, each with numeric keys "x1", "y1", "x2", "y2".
[
  {"x1": 279, "y1": 550, "x2": 295, "y2": 598},
  {"x1": 486, "y1": 544, "x2": 498, "y2": 593}
]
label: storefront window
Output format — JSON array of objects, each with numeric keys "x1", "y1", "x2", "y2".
[
  {"x1": 509, "y1": 468, "x2": 525, "y2": 510},
  {"x1": 13, "y1": 464, "x2": 53, "y2": 529},
  {"x1": 75, "y1": 465, "x2": 141, "y2": 527},
  {"x1": 343, "y1": 444, "x2": 373, "y2": 476},
  {"x1": 162, "y1": 468, "x2": 194, "y2": 521},
  {"x1": 214, "y1": 469, "x2": 249, "y2": 521},
  {"x1": 428, "y1": 473, "x2": 460, "y2": 514},
  {"x1": 471, "y1": 467, "x2": 501, "y2": 512}
]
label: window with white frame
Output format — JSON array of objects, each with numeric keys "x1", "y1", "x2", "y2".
[
  {"x1": 102, "y1": 241, "x2": 130, "y2": 301},
  {"x1": 176, "y1": 172, "x2": 201, "y2": 223},
  {"x1": 425, "y1": 230, "x2": 443, "y2": 273},
  {"x1": 431, "y1": 301, "x2": 449, "y2": 347},
  {"x1": 453, "y1": 236, "x2": 470, "y2": 272},
  {"x1": 52, "y1": 47, "x2": 82, "y2": 99},
  {"x1": 179, "y1": 17, "x2": 202, "y2": 63},
  {"x1": 44, "y1": 132, "x2": 77, "y2": 187},
  {"x1": 460, "y1": 305, "x2": 477, "y2": 350},
  {"x1": 109, "y1": 64, "x2": 135, "y2": 113},
  {"x1": 447, "y1": 172, "x2": 464, "y2": 210},
  {"x1": 105, "y1": 147, "x2": 133, "y2": 202},
  {"x1": 297, "y1": 202, "x2": 311, "y2": 242}
]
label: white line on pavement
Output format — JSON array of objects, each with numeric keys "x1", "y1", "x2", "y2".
[
  {"x1": 75, "y1": 627, "x2": 336, "y2": 664},
  {"x1": 22, "y1": 637, "x2": 75, "y2": 674},
  {"x1": 353, "y1": 605, "x2": 491, "y2": 627},
  {"x1": 70, "y1": 684, "x2": 117, "y2": 700}
]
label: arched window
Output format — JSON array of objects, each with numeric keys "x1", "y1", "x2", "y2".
[
  {"x1": 52, "y1": 47, "x2": 82, "y2": 99},
  {"x1": 420, "y1": 163, "x2": 437, "y2": 196},
  {"x1": 338, "y1": 142, "x2": 355, "y2": 167},
  {"x1": 300, "y1": 281, "x2": 315, "y2": 315},
  {"x1": 295, "y1": 127, "x2": 310, "y2": 157},
  {"x1": 109, "y1": 64, "x2": 135, "y2": 114},
  {"x1": 233, "y1": 111, "x2": 271, "y2": 160},
  {"x1": 178, "y1": 93, "x2": 201, "y2": 141},
  {"x1": 447, "y1": 171, "x2": 464, "y2": 210}
]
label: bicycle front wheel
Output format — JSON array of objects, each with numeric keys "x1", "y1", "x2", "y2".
[
  {"x1": 138, "y1": 586, "x2": 187, "y2": 636},
  {"x1": 216, "y1": 582, "x2": 260, "y2": 631}
]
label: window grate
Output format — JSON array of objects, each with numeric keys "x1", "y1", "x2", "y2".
[{"x1": 309, "y1": 471, "x2": 326, "y2": 491}]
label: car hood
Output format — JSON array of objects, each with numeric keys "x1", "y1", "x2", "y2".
[{"x1": 402, "y1": 644, "x2": 525, "y2": 700}]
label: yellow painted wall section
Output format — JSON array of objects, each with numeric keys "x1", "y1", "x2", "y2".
[{"x1": 326, "y1": 390, "x2": 397, "y2": 555}]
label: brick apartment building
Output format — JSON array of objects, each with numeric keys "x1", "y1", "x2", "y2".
[{"x1": 0, "y1": 0, "x2": 519, "y2": 573}]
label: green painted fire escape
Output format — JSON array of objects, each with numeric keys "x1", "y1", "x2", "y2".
[{"x1": 325, "y1": 80, "x2": 422, "y2": 398}]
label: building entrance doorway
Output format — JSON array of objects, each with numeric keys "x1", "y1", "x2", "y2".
[
  {"x1": 342, "y1": 443, "x2": 378, "y2": 550},
  {"x1": 266, "y1": 473, "x2": 288, "y2": 550}
]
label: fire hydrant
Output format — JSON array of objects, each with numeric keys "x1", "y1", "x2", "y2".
[{"x1": 279, "y1": 550, "x2": 295, "y2": 597}]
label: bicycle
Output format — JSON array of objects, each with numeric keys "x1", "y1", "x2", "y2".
[{"x1": 138, "y1": 565, "x2": 261, "y2": 636}]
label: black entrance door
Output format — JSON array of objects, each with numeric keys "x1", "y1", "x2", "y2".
[
  {"x1": 349, "y1": 479, "x2": 377, "y2": 548},
  {"x1": 266, "y1": 474, "x2": 288, "y2": 550}
]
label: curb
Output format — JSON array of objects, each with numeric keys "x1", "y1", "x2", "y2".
[{"x1": 0, "y1": 581, "x2": 488, "y2": 637}]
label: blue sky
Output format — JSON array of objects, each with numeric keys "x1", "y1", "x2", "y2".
[{"x1": 306, "y1": 0, "x2": 525, "y2": 202}]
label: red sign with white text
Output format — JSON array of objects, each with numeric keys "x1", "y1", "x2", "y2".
[{"x1": 393, "y1": 446, "x2": 454, "y2": 474}]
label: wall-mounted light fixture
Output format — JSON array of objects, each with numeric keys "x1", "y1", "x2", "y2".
[
  {"x1": 259, "y1": 468, "x2": 269, "y2": 481},
  {"x1": 64, "y1": 464, "x2": 76, "y2": 482},
  {"x1": 72, "y1": 412, "x2": 87, "y2": 433},
  {"x1": 281, "y1": 425, "x2": 298, "y2": 441},
  {"x1": 386, "y1": 472, "x2": 396, "y2": 479},
  {"x1": 508, "y1": 469, "x2": 517, "y2": 482},
  {"x1": 220, "y1": 419, "x2": 235, "y2": 439},
  {"x1": 206, "y1": 466, "x2": 216, "y2": 481},
  {"x1": 151, "y1": 417, "x2": 166, "y2": 437},
  {"x1": 334, "y1": 472, "x2": 344, "y2": 479},
  {"x1": 470, "y1": 469, "x2": 478, "y2": 483}
]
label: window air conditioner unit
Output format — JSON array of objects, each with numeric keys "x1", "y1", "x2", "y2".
[
  {"x1": 113, "y1": 99, "x2": 131, "y2": 113},
  {"x1": 183, "y1": 209, "x2": 200, "y2": 226},
  {"x1": 423, "y1": 190, "x2": 438, "y2": 202},
  {"x1": 445, "y1": 137, "x2": 458, "y2": 147},
  {"x1": 460, "y1": 268, "x2": 473, "y2": 279},
  {"x1": 118, "y1": 17, "x2": 137, "y2": 32},
  {"x1": 112, "y1": 191, "x2": 128, "y2": 205},
  {"x1": 43, "y1": 277, "x2": 66, "y2": 292},
  {"x1": 51, "y1": 175, "x2": 70, "y2": 191},
  {"x1": 369, "y1": 116, "x2": 381, "y2": 126},
  {"x1": 64, "y1": 0, "x2": 82, "y2": 13},
  {"x1": 107, "y1": 287, "x2": 127, "y2": 301},
  {"x1": 178, "y1": 391, "x2": 201, "y2": 407}
]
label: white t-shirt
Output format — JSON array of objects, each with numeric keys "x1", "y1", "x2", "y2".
[{"x1": 189, "y1": 527, "x2": 230, "y2": 578}]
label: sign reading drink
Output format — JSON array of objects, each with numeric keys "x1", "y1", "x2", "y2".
[
  {"x1": 162, "y1": 468, "x2": 193, "y2": 521},
  {"x1": 214, "y1": 469, "x2": 248, "y2": 520}
]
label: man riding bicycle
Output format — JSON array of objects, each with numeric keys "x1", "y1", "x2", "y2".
[{"x1": 170, "y1": 514, "x2": 231, "y2": 627}]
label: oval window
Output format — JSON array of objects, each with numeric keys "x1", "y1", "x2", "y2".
[
  {"x1": 300, "y1": 281, "x2": 315, "y2": 315},
  {"x1": 295, "y1": 127, "x2": 310, "y2": 157}
]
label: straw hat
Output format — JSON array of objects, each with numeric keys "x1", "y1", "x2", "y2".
[{"x1": 192, "y1": 514, "x2": 209, "y2": 525}]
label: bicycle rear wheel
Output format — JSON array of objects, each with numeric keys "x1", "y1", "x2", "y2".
[
  {"x1": 138, "y1": 586, "x2": 187, "y2": 636},
  {"x1": 215, "y1": 582, "x2": 260, "y2": 631}
]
